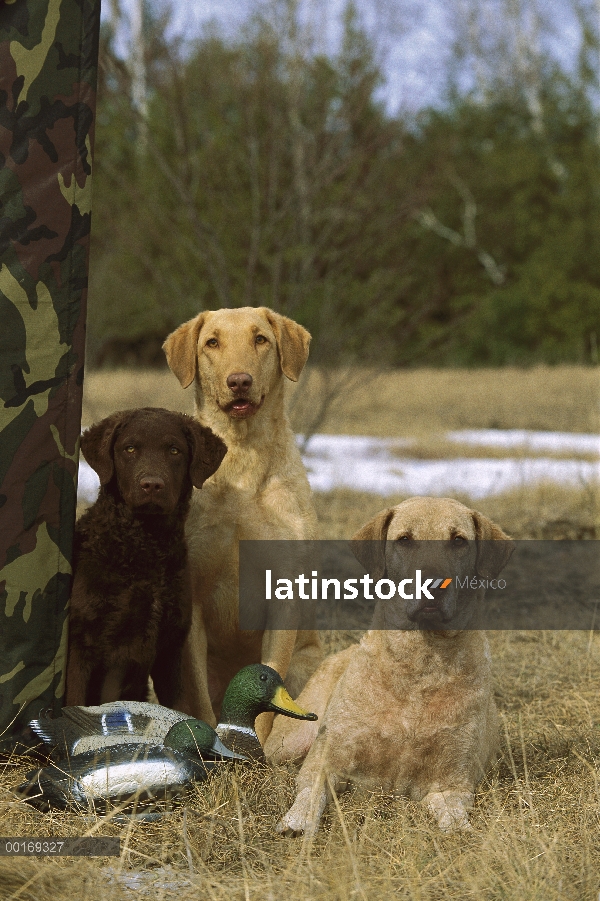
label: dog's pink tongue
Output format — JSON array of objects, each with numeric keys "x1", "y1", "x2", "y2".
[{"x1": 233, "y1": 399, "x2": 251, "y2": 409}]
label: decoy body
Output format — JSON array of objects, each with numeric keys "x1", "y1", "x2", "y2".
[
  {"x1": 16, "y1": 719, "x2": 244, "y2": 813},
  {"x1": 17, "y1": 746, "x2": 211, "y2": 813},
  {"x1": 29, "y1": 699, "x2": 193, "y2": 758},
  {"x1": 16, "y1": 665, "x2": 317, "y2": 812}
]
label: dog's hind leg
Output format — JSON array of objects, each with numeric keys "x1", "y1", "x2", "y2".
[
  {"x1": 99, "y1": 664, "x2": 127, "y2": 704},
  {"x1": 176, "y1": 616, "x2": 217, "y2": 724},
  {"x1": 152, "y1": 598, "x2": 191, "y2": 708}
]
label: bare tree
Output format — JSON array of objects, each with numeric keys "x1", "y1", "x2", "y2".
[
  {"x1": 414, "y1": 171, "x2": 506, "y2": 286},
  {"x1": 130, "y1": 0, "x2": 148, "y2": 149}
]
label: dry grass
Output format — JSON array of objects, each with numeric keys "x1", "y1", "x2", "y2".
[
  {"x1": 3, "y1": 483, "x2": 600, "y2": 900},
  {"x1": 314, "y1": 482, "x2": 600, "y2": 540},
  {"x1": 290, "y1": 364, "x2": 599, "y2": 437},
  {"x1": 2, "y1": 624, "x2": 600, "y2": 900},
  {"x1": 388, "y1": 440, "x2": 599, "y2": 462},
  {"x1": 81, "y1": 370, "x2": 194, "y2": 429},
  {"x1": 82, "y1": 364, "x2": 599, "y2": 436},
  {"x1": 4, "y1": 366, "x2": 595, "y2": 899}
]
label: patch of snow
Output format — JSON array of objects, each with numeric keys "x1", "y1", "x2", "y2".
[
  {"x1": 446, "y1": 429, "x2": 599, "y2": 454},
  {"x1": 300, "y1": 432, "x2": 599, "y2": 498},
  {"x1": 78, "y1": 430, "x2": 599, "y2": 505},
  {"x1": 77, "y1": 460, "x2": 101, "y2": 503},
  {"x1": 302, "y1": 452, "x2": 598, "y2": 499}
]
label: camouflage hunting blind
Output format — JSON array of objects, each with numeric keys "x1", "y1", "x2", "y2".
[{"x1": 0, "y1": 0, "x2": 101, "y2": 751}]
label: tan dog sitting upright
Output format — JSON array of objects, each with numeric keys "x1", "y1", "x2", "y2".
[
  {"x1": 265, "y1": 497, "x2": 514, "y2": 834},
  {"x1": 163, "y1": 307, "x2": 322, "y2": 742}
]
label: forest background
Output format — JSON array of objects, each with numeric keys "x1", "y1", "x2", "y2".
[{"x1": 88, "y1": 0, "x2": 600, "y2": 378}]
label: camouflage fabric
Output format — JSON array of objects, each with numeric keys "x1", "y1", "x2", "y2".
[{"x1": 0, "y1": 0, "x2": 100, "y2": 751}]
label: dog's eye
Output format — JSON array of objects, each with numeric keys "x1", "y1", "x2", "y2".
[
  {"x1": 170, "y1": 446, "x2": 181, "y2": 455},
  {"x1": 255, "y1": 334, "x2": 268, "y2": 345},
  {"x1": 452, "y1": 536, "x2": 466, "y2": 544},
  {"x1": 124, "y1": 446, "x2": 135, "y2": 454},
  {"x1": 206, "y1": 338, "x2": 218, "y2": 348}
]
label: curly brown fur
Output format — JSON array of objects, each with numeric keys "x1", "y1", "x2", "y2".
[{"x1": 66, "y1": 408, "x2": 226, "y2": 708}]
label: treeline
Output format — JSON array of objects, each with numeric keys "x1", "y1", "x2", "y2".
[{"x1": 88, "y1": 2, "x2": 600, "y2": 368}]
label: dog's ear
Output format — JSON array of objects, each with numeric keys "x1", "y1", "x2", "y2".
[
  {"x1": 163, "y1": 313, "x2": 206, "y2": 389},
  {"x1": 471, "y1": 510, "x2": 515, "y2": 579},
  {"x1": 80, "y1": 413, "x2": 126, "y2": 485},
  {"x1": 185, "y1": 419, "x2": 227, "y2": 488},
  {"x1": 264, "y1": 309, "x2": 311, "y2": 382},
  {"x1": 350, "y1": 508, "x2": 395, "y2": 581}
]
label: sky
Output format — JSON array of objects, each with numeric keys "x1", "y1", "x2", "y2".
[{"x1": 105, "y1": 0, "x2": 585, "y2": 113}]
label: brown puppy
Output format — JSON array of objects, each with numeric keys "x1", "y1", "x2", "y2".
[
  {"x1": 163, "y1": 307, "x2": 322, "y2": 741},
  {"x1": 66, "y1": 408, "x2": 226, "y2": 707},
  {"x1": 265, "y1": 497, "x2": 514, "y2": 834}
]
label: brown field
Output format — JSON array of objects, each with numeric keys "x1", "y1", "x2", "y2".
[
  {"x1": 81, "y1": 364, "x2": 599, "y2": 436},
  {"x1": 2, "y1": 623, "x2": 600, "y2": 901},
  {"x1": 2, "y1": 366, "x2": 599, "y2": 900},
  {"x1": 314, "y1": 483, "x2": 599, "y2": 541},
  {"x1": 80, "y1": 364, "x2": 600, "y2": 535}
]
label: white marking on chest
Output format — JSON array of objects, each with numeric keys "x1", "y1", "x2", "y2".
[{"x1": 222, "y1": 725, "x2": 256, "y2": 737}]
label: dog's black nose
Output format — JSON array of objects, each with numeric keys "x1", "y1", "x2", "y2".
[
  {"x1": 227, "y1": 372, "x2": 253, "y2": 393},
  {"x1": 140, "y1": 477, "x2": 165, "y2": 494}
]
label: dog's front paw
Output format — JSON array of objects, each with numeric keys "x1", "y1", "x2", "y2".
[
  {"x1": 423, "y1": 790, "x2": 474, "y2": 833},
  {"x1": 275, "y1": 787, "x2": 324, "y2": 838},
  {"x1": 438, "y1": 813, "x2": 472, "y2": 832},
  {"x1": 275, "y1": 813, "x2": 310, "y2": 837}
]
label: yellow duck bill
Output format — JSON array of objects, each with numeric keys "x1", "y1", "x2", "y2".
[{"x1": 268, "y1": 685, "x2": 317, "y2": 720}]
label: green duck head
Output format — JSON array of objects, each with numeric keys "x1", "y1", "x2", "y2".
[
  {"x1": 219, "y1": 664, "x2": 318, "y2": 729},
  {"x1": 164, "y1": 719, "x2": 247, "y2": 760}
]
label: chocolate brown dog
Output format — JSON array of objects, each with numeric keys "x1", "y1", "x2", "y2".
[{"x1": 66, "y1": 408, "x2": 226, "y2": 707}]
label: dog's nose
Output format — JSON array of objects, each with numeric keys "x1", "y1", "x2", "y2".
[
  {"x1": 227, "y1": 372, "x2": 253, "y2": 393},
  {"x1": 140, "y1": 477, "x2": 165, "y2": 495}
]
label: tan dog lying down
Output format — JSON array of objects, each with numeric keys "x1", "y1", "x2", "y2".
[
  {"x1": 163, "y1": 307, "x2": 322, "y2": 742},
  {"x1": 265, "y1": 497, "x2": 514, "y2": 834}
]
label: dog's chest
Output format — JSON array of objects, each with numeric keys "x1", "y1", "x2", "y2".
[
  {"x1": 186, "y1": 475, "x2": 311, "y2": 562},
  {"x1": 73, "y1": 541, "x2": 186, "y2": 650},
  {"x1": 327, "y1": 664, "x2": 489, "y2": 795},
  {"x1": 82, "y1": 580, "x2": 165, "y2": 644}
]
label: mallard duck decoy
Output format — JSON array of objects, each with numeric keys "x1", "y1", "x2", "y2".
[
  {"x1": 17, "y1": 746, "x2": 211, "y2": 813},
  {"x1": 15, "y1": 719, "x2": 245, "y2": 813},
  {"x1": 30, "y1": 699, "x2": 193, "y2": 758},
  {"x1": 30, "y1": 664, "x2": 317, "y2": 763},
  {"x1": 215, "y1": 663, "x2": 317, "y2": 760}
]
